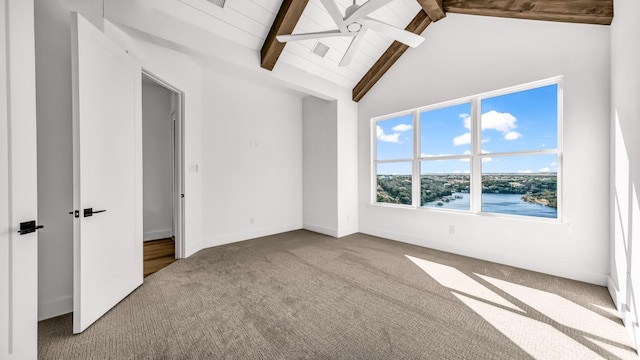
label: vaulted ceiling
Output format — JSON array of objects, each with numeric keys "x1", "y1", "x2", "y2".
[
  {"x1": 139, "y1": 0, "x2": 612, "y2": 102},
  {"x1": 260, "y1": 0, "x2": 613, "y2": 102}
]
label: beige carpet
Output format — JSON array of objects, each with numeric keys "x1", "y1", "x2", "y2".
[{"x1": 39, "y1": 230, "x2": 637, "y2": 359}]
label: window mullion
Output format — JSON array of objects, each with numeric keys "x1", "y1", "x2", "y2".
[
  {"x1": 412, "y1": 110, "x2": 420, "y2": 208},
  {"x1": 471, "y1": 98, "x2": 482, "y2": 213}
]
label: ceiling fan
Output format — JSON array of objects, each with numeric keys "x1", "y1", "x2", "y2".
[{"x1": 276, "y1": 0, "x2": 425, "y2": 67}]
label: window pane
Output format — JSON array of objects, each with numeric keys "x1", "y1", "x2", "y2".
[
  {"x1": 376, "y1": 114, "x2": 413, "y2": 161},
  {"x1": 420, "y1": 102, "x2": 472, "y2": 157},
  {"x1": 420, "y1": 160, "x2": 470, "y2": 210},
  {"x1": 481, "y1": 84, "x2": 557, "y2": 153},
  {"x1": 376, "y1": 162, "x2": 412, "y2": 205},
  {"x1": 481, "y1": 154, "x2": 558, "y2": 218}
]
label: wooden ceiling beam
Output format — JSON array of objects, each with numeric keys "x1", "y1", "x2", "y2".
[
  {"x1": 417, "y1": 0, "x2": 445, "y2": 21},
  {"x1": 352, "y1": 11, "x2": 432, "y2": 102},
  {"x1": 443, "y1": 0, "x2": 613, "y2": 25},
  {"x1": 260, "y1": 0, "x2": 309, "y2": 71}
]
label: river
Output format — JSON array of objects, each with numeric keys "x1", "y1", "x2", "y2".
[{"x1": 422, "y1": 192, "x2": 557, "y2": 218}]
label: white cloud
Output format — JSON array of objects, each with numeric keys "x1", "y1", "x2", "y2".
[
  {"x1": 482, "y1": 110, "x2": 517, "y2": 133},
  {"x1": 539, "y1": 167, "x2": 550, "y2": 172},
  {"x1": 550, "y1": 161, "x2": 557, "y2": 166},
  {"x1": 453, "y1": 133, "x2": 471, "y2": 146},
  {"x1": 463, "y1": 116, "x2": 471, "y2": 130},
  {"x1": 461, "y1": 111, "x2": 523, "y2": 141},
  {"x1": 460, "y1": 150, "x2": 472, "y2": 162},
  {"x1": 518, "y1": 170, "x2": 533, "y2": 174},
  {"x1": 481, "y1": 149, "x2": 492, "y2": 163},
  {"x1": 422, "y1": 153, "x2": 452, "y2": 157},
  {"x1": 392, "y1": 124, "x2": 412, "y2": 132},
  {"x1": 504, "y1": 131, "x2": 522, "y2": 140},
  {"x1": 376, "y1": 125, "x2": 400, "y2": 143}
]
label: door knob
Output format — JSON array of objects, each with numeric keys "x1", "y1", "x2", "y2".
[
  {"x1": 84, "y1": 208, "x2": 107, "y2": 217},
  {"x1": 17, "y1": 220, "x2": 44, "y2": 235}
]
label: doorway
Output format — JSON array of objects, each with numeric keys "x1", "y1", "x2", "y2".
[{"x1": 141, "y1": 71, "x2": 185, "y2": 277}]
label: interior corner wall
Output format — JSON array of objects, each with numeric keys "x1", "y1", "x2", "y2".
[
  {"x1": 336, "y1": 99, "x2": 359, "y2": 237},
  {"x1": 609, "y1": 0, "x2": 640, "y2": 348},
  {"x1": 358, "y1": 14, "x2": 611, "y2": 284},
  {"x1": 200, "y1": 70, "x2": 303, "y2": 248},
  {"x1": 34, "y1": 0, "x2": 104, "y2": 321},
  {"x1": 302, "y1": 96, "x2": 339, "y2": 236},
  {"x1": 142, "y1": 80, "x2": 173, "y2": 241}
]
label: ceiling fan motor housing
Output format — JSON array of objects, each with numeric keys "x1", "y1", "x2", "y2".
[{"x1": 347, "y1": 22, "x2": 362, "y2": 32}]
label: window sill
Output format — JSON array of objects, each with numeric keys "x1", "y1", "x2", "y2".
[{"x1": 367, "y1": 202, "x2": 565, "y2": 224}]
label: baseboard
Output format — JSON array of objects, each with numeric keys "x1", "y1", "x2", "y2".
[
  {"x1": 144, "y1": 229, "x2": 172, "y2": 241},
  {"x1": 360, "y1": 225, "x2": 608, "y2": 285},
  {"x1": 38, "y1": 295, "x2": 72, "y2": 321},
  {"x1": 608, "y1": 276, "x2": 621, "y2": 311},
  {"x1": 336, "y1": 226, "x2": 358, "y2": 238},
  {"x1": 608, "y1": 276, "x2": 639, "y2": 351},
  {"x1": 202, "y1": 223, "x2": 303, "y2": 249},
  {"x1": 184, "y1": 238, "x2": 203, "y2": 258},
  {"x1": 303, "y1": 223, "x2": 338, "y2": 237}
]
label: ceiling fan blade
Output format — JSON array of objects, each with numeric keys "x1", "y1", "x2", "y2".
[
  {"x1": 360, "y1": 18, "x2": 425, "y2": 47},
  {"x1": 344, "y1": 0, "x2": 394, "y2": 24},
  {"x1": 319, "y1": 0, "x2": 349, "y2": 33},
  {"x1": 339, "y1": 28, "x2": 368, "y2": 67},
  {"x1": 277, "y1": 30, "x2": 356, "y2": 43}
]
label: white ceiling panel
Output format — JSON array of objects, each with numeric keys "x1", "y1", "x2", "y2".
[
  {"x1": 153, "y1": 0, "x2": 422, "y2": 88},
  {"x1": 279, "y1": 0, "x2": 420, "y2": 87}
]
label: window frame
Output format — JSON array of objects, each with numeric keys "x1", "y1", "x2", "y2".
[{"x1": 371, "y1": 77, "x2": 563, "y2": 221}]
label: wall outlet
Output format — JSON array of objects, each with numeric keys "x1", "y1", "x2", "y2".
[{"x1": 449, "y1": 225, "x2": 456, "y2": 234}]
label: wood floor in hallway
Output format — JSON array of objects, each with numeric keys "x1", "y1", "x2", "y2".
[{"x1": 144, "y1": 238, "x2": 175, "y2": 277}]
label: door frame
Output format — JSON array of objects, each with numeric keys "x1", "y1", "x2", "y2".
[{"x1": 141, "y1": 69, "x2": 186, "y2": 259}]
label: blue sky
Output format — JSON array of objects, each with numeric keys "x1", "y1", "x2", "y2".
[{"x1": 376, "y1": 84, "x2": 558, "y2": 175}]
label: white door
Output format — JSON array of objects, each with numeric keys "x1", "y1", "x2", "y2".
[
  {"x1": 71, "y1": 12, "x2": 143, "y2": 334},
  {"x1": 0, "y1": 0, "x2": 39, "y2": 358}
]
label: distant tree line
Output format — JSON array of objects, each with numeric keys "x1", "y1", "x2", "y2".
[{"x1": 377, "y1": 174, "x2": 557, "y2": 208}]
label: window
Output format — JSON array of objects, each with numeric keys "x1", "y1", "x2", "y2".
[
  {"x1": 372, "y1": 78, "x2": 561, "y2": 220},
  {"x1": 375, "y1": 114, "x2": 413, "y2": 205}
]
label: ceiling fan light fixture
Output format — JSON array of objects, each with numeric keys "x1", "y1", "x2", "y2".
[{"x1": 347, "y1": 22, "x2": 362, "y2": 32}]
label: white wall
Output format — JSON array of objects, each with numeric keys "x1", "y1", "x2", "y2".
[
  {"x1": 103, "y1": 26, "x2": 205, "y2": 258},
  {"x1": 200, "y1": 69, "x2": 304, "y2": 247},
  {"x1": 609, "y1": 0, "x2": 640, "y2": 348},
  {"x1": 303, "y1": 97, "x2": 338, "y2": 235},
  {"x1": 142, "y1": 80, "x2": 174, "y2": 241},
  {"x1": 358, "y1": 14, "x2": 611, "y2": 284},
  {"x1": 336, "y1": 99, "x2": 359, "y2": 237},
  {"x1": 302, "y1": 96, "x2": 359, "y2": 238},
  {"x1": 34, "y1": 0, "x2": 104, "y2": 321}
]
